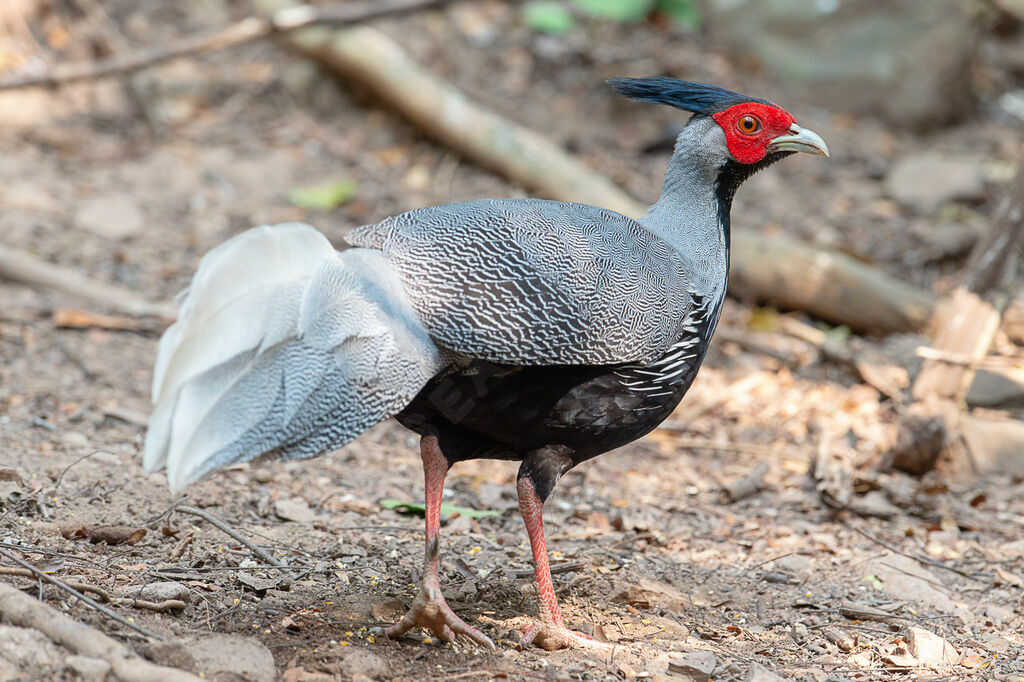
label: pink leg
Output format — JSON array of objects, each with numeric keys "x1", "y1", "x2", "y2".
[
  {"x1": 516, "y1": 476, "x2": 615, "y2": 651},
  {"x1": 385, "y1": 436, "x2": 494, "y2": 648}
]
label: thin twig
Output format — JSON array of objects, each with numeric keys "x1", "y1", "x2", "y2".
[
  {"x1": 0, "y1": 566, "x2": 113, "y2": 601},
  {"x1": 0, "y1": 548, "x2": 163, "y2": 640},
  {"x1": 174, "y1": 505, "x2": 299, "y2": 578},
  {"x1": 843, "y1": 522, "x2": 989, "y2": 583},
  {"x1": 0, "y1": 0, "x2": 461, "y2": 91}
]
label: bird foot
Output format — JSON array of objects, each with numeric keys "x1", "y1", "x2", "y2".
[
  {"x1": 385, "y1": 583, "x2": 495, "y2": 649},
  {"x1": 481, "y1": 615, "x2": 617, "y2": 651},
  {"x1": 518, "y1": 620, "x2": 617, "y2": 651}
]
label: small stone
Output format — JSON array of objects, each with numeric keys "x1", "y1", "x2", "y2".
[
  {"x1": 610, "y1": 578, "x2": 689, "y2": 612},
  {"x1": 849, "y1": 490, "x2": 902, "y2": 519},
  {"x1": 144, "y1": 634, "x2": 276, "y2": 682},
  {"x1": 667, "y1": 650, "x2": 716, "y2": 680},
  {"x1": 73, "y1": 194, "x2": 145, "y2": 240},
  {"x1": 124, "y1": 581, "x2": 192, "y2": 603},
  {"x1": 983, "y1": 603, "x2": 1013, "y2": 623},
  {"x1": 865, "y1": 554, "x2": 957, "y2": 613},
  {"x1": 960, "y1": 415, "x2": 1024, "y2": 478},
  {"x1": 64, "y1": 655, "x2": 111, "y2": 682},
  {"x1": 745, "y1": 662, "x2": 785, "y2": 682},
  {"x1": 975, "y1": 634, "x2": 1011, "y2": 654},
  {"x1": 906, "y1": 626, "x2": 957, "y2": 668},
  {"x1": 60, "y1": 432, "x2": 90, "y2": 450},
  {"x1": 274, "y1": 498, "x2": 316, "y2": 523},
  {"x1": 337, "y1": 648, "x2": 388, "y2": 679},
  {"x1": 966, "y1": 367, "x2": 1024, "y2": 409},
  {"x1": 884, "y1": 153, "x2": 986, "y2": 215}
]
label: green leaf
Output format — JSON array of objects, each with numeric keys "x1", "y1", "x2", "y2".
[
  {"x1": 523, "y1": 2, "x2": 574, "y2": 34},
  {"x1": 287, "y1": 179, "x2": 358, "y2": 211},
  {"x1": 379, "y1": 498, "x2": 503, "y2": 519},
  {"x1": 572, "y1": 0, "x2": 653, "y2": 22},
  {"x1": 656, "y1": 0, "x2": 701, "y2": 29},
  {"x1": 861, "y1": 574, "x2": 884, "y2": 591}
]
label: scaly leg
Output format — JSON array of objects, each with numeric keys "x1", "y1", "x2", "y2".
[
  {"x1": 385, "y1": 436, "x2": 494, "y2": 648},
  {"x1": 516, "y1": 475, "x2": 615, "y2": 651}
]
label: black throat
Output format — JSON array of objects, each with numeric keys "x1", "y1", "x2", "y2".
[{"x1": 713, "y1": 151, "x2": 794, "y2": 248}]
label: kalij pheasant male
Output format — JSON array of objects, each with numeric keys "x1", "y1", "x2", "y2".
[{"x1": 145, "y1": 79, "x2": 828, "y2": 650}]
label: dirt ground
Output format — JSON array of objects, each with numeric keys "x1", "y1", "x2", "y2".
[{"x1": 1, "y1": 1, "x2": 1023, "y2": 681}]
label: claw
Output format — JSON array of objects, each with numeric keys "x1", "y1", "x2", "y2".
[{"x1": 385, "y1": 584, "x2": 495, "y2": 649}]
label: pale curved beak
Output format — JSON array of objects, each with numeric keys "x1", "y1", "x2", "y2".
[{"x1": 768, "y1": 124, "x2": 829, "y2": 157}]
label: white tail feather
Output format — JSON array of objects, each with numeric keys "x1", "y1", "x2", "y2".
[{"x1": 145, "y1": 223, "x2": 440, "y2": 494}]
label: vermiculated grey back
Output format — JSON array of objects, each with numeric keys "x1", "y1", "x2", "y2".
[{"x1": 347, "y1": 198, "x2": 694, "y2": 366}]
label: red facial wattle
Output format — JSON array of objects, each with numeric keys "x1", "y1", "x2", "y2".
[{"x1": 712, "y1": 102, "x2": 796, "y2": 164}]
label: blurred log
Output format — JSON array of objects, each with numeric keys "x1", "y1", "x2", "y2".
[
  {"x1": 252, "y1": 1, "x2": 940, "y2": 334},
  {"x1": 0, "y1": 244, "x2": 175, "y2": 319},
  {"x1": 730, "y1": 234, "x2": 938, "y2": 333}
]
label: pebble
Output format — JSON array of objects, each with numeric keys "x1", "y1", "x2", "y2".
[
  {"x1": 667, "y1": 650, "x2": 716, "y2": 680},
  {"x1": 884, "y1": 153, "x2": 986, "y2": 215},
  {"x1": 745, "y1": 662, "x2": 785, "y2": 682},
  {"x1": 274, "y1": 498, "x2": 317, "y2": 524},
  {"x1": 906, "y1": 626, "x2": 958, "y2": 668}
]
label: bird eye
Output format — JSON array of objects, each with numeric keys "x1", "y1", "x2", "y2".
[{"x1": 738, "y1": 115, "x2": 761, "y2": 134}]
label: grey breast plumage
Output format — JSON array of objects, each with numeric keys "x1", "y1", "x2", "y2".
[{"x1": 347, "y1": 198, "x2": 694, "y2": 366}]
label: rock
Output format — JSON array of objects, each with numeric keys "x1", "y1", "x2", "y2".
[
  {"x1": 975, "y1": 634, "x2": 1011, "y2": 654},
  {"x1": 887, "y1": 412, "x2": 946, "y2": 475},
  {"x1": 73, "y1": 194, "x2": 145, "y2": 240},
  {"x1": 704, "y1": 0, "x2": 976, "y2": 129},
  {"x1": 884, "y1": 154, "x2": 987, "y2": 215},
  {"x1": 960, "y1": 414, "x2": 1024, "y2": 478},
  {"x1": 610, "y1": 578, "x2": 689, "y2": 613},
  {"x1": 0, "y1": 625, "x2": 65, "y2": 670},
  {"x1": 865, "y1": 554, "x2": 957, "y2": 613},
  {"x1": 966, "y1": 367, "x2": 1024, "y2": 409},
  {"x1": 274, "y1": 497, "x2": 316, "y2": 523},
  {"x1": 64, "y1": 655, "x2": 112, "y2": 681},
  {"x1": 60, "y1": 431, "x2": 91, "y2": 451},
  {"x1": 336, "y1": 648, "x2": 387, "y2": 679},
  {"x1": 144, "y1": 634, "x2": 276, "y2": 682},
  {"x1": 849, "y1": 489, "x2": 902, "y2": 519},
  {"x1": 745, "y1": 662, "x2": 785, "y2": 682},
  {"x1": 124, "y1": 581, "x2": 192, "y2": 603},
  {"x1": 906, "y1": 626, "x2": 958, "y2": 668},
  {"x1": 667, "y1": 650, "x2": 716, "y2": 680}
]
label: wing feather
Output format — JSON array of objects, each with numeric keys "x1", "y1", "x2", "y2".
[{"x1": 360, "y1": 198, "x2": 692, "y2": 366}]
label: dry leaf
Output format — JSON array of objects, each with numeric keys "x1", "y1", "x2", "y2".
[{"x1": 62, "y1": 524, "x2": 146, "y2": 545}]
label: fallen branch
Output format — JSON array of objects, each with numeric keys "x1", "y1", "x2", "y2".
[
  {"x1": 253, "y1": 3, "x2": 940, "y2": 334},
  {"x1": 0, "y1": 566, "x2": 186, "y2": 611},
  {"x1": 122, "y1": 598, "x2": 187, "y2": 612},
  {"x1": 0, "y1": 582, "x2": 200, "y2": 682},
  {"x1": 0, "y1": 566, "x2": 113, "y2": 602},
  {"x1": 0, "y1": 245, "x2": 175, "y2": 319},
  {"x1": 175, "y1": 505, "x2": 299, "y2": 579},
  {"x1": 721, "y1": 461, "x2": 770, "y2": 503},
  {"x1": 0, "y1": 548, "x2": 162, "y2": 640},
  {"x1": 0, "y1": 0, "x2": 461, "y2": 91}
]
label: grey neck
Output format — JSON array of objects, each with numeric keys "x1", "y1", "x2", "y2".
[{"x1": 639, "y1": 117, "x2": 731, "y2": 299}]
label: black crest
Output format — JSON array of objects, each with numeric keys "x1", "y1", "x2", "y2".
[{"x1": 608, "y1": 77, "x2": 768, "y2": 116}]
